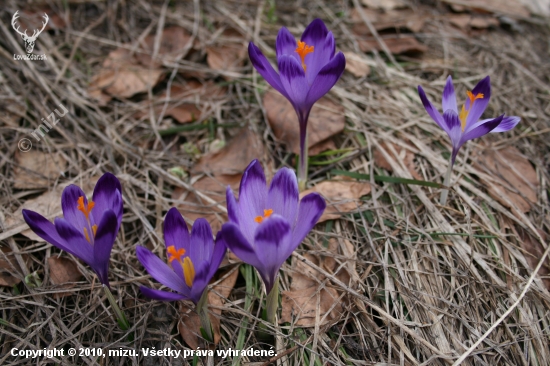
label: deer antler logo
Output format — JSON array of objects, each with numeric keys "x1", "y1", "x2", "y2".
[{"x1": 11, "y1": 11, "x2": 49, "y2": 54}]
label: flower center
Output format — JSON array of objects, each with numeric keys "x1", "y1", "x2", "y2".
[
  {"x1": 459, "y1": 91, "x2": 484, "y2": 131},
  {"x1": 254, "y1": 209, "x2": 273, "y2": 224},
  {"x1": 77, "y1": 196, "x2": 97, "y2": 243},
  {"x1": 295, "y1": 41, "x2": 314, "y2": 71},
  {"x1": 167, "y1": 245, "x2": 195, "y2": 287}
]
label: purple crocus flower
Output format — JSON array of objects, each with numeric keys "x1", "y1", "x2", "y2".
[
  {"x1": 136, "y1": 208, "x2": 226, "y2": 304},
  {"x1": 248, "y1": 19, "x2": 346, "y2": 188},
  {"x1": 418, "y1": 75, "x2": 520, "y2": 164},
  {"x1": 220, "y1": 160, "x2": 326, "y2": 293},
  {"x1": 22, "y1": 173, "x2": 123, "y2": 287}
]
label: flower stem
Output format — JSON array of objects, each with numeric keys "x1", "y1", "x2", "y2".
[
  {"x1": 196, "y1": 290, "x2": 214, "y2": 343},
  {"x1": 266, "y1": 278, "x2": 279, "y2": 324},
  {"x1": 298, "y1": 134, "x2": 309, "y2": 192},
  {"x1": 104, "y1": 286, "x2": 130, "y2": 330},
  {"x1": 439, "y1": 159, "x2": 454, "y2": 206}
]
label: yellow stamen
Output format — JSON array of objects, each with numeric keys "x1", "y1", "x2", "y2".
[
  {"x1": 167, "y1": 245, "x2": 186, "y2": 262},
  {"x1": 76, "y1": 196, "x2": 95, "y2": 220},
  {"x1": 459, "y1": 91, "x2": 485, "y2": 131},
  {"x1": 92, "y1": 225, "x2": 97, "y2": 237},
  {"x1": 295, "y1": 41, "x2": 314, "y2": 71},
  {"x1": 254, "y1": 208, "x2": 274, "y2": 224},
  {"x1": 183, "y1": 257, "x2": 195, "y2": 287},
  {"x1": 84, "y1": 227, "x2": 91, "y2": 243}
]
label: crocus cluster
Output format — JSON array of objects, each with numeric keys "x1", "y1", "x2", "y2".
[
  {"x1": 418, "y1": 76, "x2": 520, "y2": 205},
  {"x1": 249, "y1": 18, "x2": 346, "y2": 190}
]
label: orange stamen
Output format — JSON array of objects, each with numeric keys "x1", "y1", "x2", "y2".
[
  {"x1": 92, "y1": 225, "x2": 97, "y2": 237},
  {"x1": 183, "y1": 257, "x2": 195, "y2": 287},
  {"x1": 460, "y1": 91, "x2": 485, "y2": 132},
  {"x1": 254, "y1": 208, "x2": 274, "y2": 224},
  {"x1": 467, "y1": 91, "x2": 484, "y2": 104},
  {"x1": 167, "y1": 245, "x2": 186, "y2": 262},
  {"x1": 77, "y1": 196, "x2": 95, "y2": 220},
  {"x1": 295, "y1": 41, "x2": 314, "y2": 71},
  {"x1": 84, "y1": 227, "x2": 91, "y2": 243}
]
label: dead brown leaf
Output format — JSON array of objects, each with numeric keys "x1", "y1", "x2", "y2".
[
  {"x1": 374, "y1": 141, "x2": 422, "y2": 180},
  {"x1": 173, "y1": 174, "x2": 241, "y2": 234},
  {"x1": 13, "y1": 151, "x2": 67, "y2": 189},
  {"x1": 88, "y1": 48, "x2": 164, "y2": 100},
  {"x1": 264, "y1": 90, "x2": 345, "y2": 155},
  {"x1": 0, "y1": 247, "x2": 29, "y2": 287},
  {"x1": 300, "y1": 178, "x2": 371, "y2": 222},
  {"x1": 449, "y1": 14, "x2": 500, "y2": 30},
  {"x1": 309, "y1": 138, "x2": 338, "y2": 156},
  {"x1": 136, "y1": 26, "x2": 192, "y2": 67},
  {"x1": 344, "y1": 52, "x2": 371, "y2": 78},
  {"x1": 516, "y1": 228, "x2": 550, "y2": 291},
  {"x1": 357, "y1": 35, "x2": 427, "y2": 55},
  {"x1": 442, "y1": 0, "x2": 530, "y2": 19},
  {"x1": 206, "y1": 29, "x2": 247, "y2": 78},
  {"x1": 178, "y1": 266, "x2": 239, "y2": 347},
  {"x1": 192, "y1": 127, "x2": 264, "y2": 175},
  {"x1": 47, "y1": 256, "x2": 82, "y2": 298},
  {"x1": 351, "y1": 8, "x2": 426, "y2": 34},
  {"x1": 474, "y1": 146, "x2": 538, "y2": 213},
  {"x1": 360, "y1": 0, "x2": 408, "y2": 10},
  {"x1": 0, "y1": 99, "x2": 25, "y2": 127}
]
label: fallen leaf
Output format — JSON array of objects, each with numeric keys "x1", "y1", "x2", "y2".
[
  {"x1": 449, "y1": 14, "x2": 500, "y2": 30},
  {"x1": 357, "y1": 35, "x2": 427, "y2": 55},
  {"x1": 178, "y1": 265, "x2": 239, "y2": 347},
  {"x1": 360, "y1": 0, "x2": 408, "y2": 10},
  {"x1": 300, "y1": 178, "x2": 371, "y2": 222},
  {"x1": 264, "y1": 89, "x2": 345, "y2": 155},
  {"x1": 516, "y1": 228, "x2": 550, "y2": 291},
  {"x1": 0, "y1": 99, "x2": 25, "y2": 127},
  {"x1": 206, "y1": 29, "x2": 247, "y2": 78},
  {"x1": 474, "y1": 146, "x2": 538, "y2": 213},
  {"x1": 136, "y1": 26, "x2": 192, "y2": 67},
  {"x1": 344, "y1": 52, "x2": 371, "y2": 78},
  {"x1": 13, "y1": 151, "x2": 66, "y2": 189},
  {"x1": 88, "y1": 48, "x2": 164, "y2": 99},
  {"x1": 47, "y1": 256, "x2": 82, "y2": 298},
  {"x1": 309, "y1": 138, "x2": 338, "y2": 156},
  {"x1": 0, "y1": 247, "x2": 29, "y2": 287},
  {"x1": 173, "y1": 174, "x2": 241, "y2": 234},
  {"x1": 374, "y1": 141, "x2": 422, "y2": 180},
  {"x1": 193, "y1": 127, "x2": 264, "y2": 175},
  {"x1": 442, "y1": 0, "x2": 530, "y2": 19},
  {"x1": 351, "y1": 8, "x2": 426, "y2": 34}
]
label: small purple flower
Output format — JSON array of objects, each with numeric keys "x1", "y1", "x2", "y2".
[
  {"x1": 22, "y1": 173, "x2": 123, "y2": 287},
  {"x1": 249, "y1": 19, "x2": 345, "y2": 187},
  {"x1": 220, "y1": 160, "x2": 326, "y2": 293},
  {"x1": 137, "y1": 208, "x2": 226, "y2": 304},
  {"x1": 418, "y1": 75, "x2": 520, "y2": 164}
]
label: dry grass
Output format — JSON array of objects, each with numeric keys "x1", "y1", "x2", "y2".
[{"x1": 1, "y1": 0, "x2": 550, "y2": 365}]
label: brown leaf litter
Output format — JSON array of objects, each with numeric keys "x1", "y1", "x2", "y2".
[
  {"x1": 373, "y1": 140, "x2": 422, "y2": 180},
  {"x1": 47, "y1": 256, "x2": 83, "y2": 298},
  {"x1": 0, "y1": 247, "x2": 30, "y2": 287},
  {"x1": 206, "y1": 28, "x2": 247, "y2": 78},
  {"x1": 13, "y1": 151, "x2": 67, "y2": 189}
]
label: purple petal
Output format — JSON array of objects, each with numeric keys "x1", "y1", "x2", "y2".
[
  {"x1": 266, "y1": 168, "x2": 299, "y2": 225},
  {"x1": 248, "y1": 42, "x2": 289, "y2": 99},
  {"x1": 442, "y1": 109, "x2": 463, "y2": 153},
  {"x1": 276, "y1": 27, "x2": 298, "y2": 59},
  {"x1": 61, "y1": 185, "x2": 91, "y2": 232},
  {"x1": 290, "y1": 193, "x2": 325, "y2": 250},
  {"x1": 189, "y1": 262, "x2": 210, "y2": 304},
  {"x1": 278, "y1": 55, "x2": 309, "y2": 109},
  {"x1": 460, "y1": 115, "x2": 503, "y2": 145},
  {"x1": 189, "y1": 218, "x2": 214, "y2": 267},
  {"x1": 490, "y1": 116, "x2": 520, "y2": 133},
  {"x1": 92, "y1": 210, "x2": 118, "y2": 286},
  {"x1": 163, "y1": 207, "x2": 190, "y2": 255},
  {"x1": 22, "y1": 209, "x2": 69, "y2": 252},
  {"x1": 442, "y1": 76, "x2": 458, "y2": 114},
  {"x1": 220, "y1": 222, "x2": 263, "y2": 271},
  {"x1": 254, "y1": 215, "x2": 292, "y2": 293},
  {"x1": 207, "y1": 231, "x2": 227, "y2": 281},
  {"x1": 304, "y1": 32, "x2": 335, "y2": 84},
  {"x1": 301, "y1": 19, "x2": 329, "y2": 51},
  {"x1": 91, "y1": 172, "x2": 123, "y2": 226},
  {"x1": 238, "y1": 160, "x2": 267, "y2": 243},
  {"x1": 53, "y1": 217, "x2": 94, "y2": 265},
  {"x1": 418, "y1": 85, "x2": 449, "y2": 134},
  {"x1": 226, "y1": 186, "x2": 239, "y2": 225},
  {"x1": 464, "y1": 76, "x2": 491, "y2": 129},
  {"x1": 136, "y1": 246, "x2": 188, "y2": 294},
  {"x1": 140, "y1": 286, "x2": 188, "y2": 301},
  {"x1": 305, "y1": 52, "x2": 345, "y2": 107}
]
